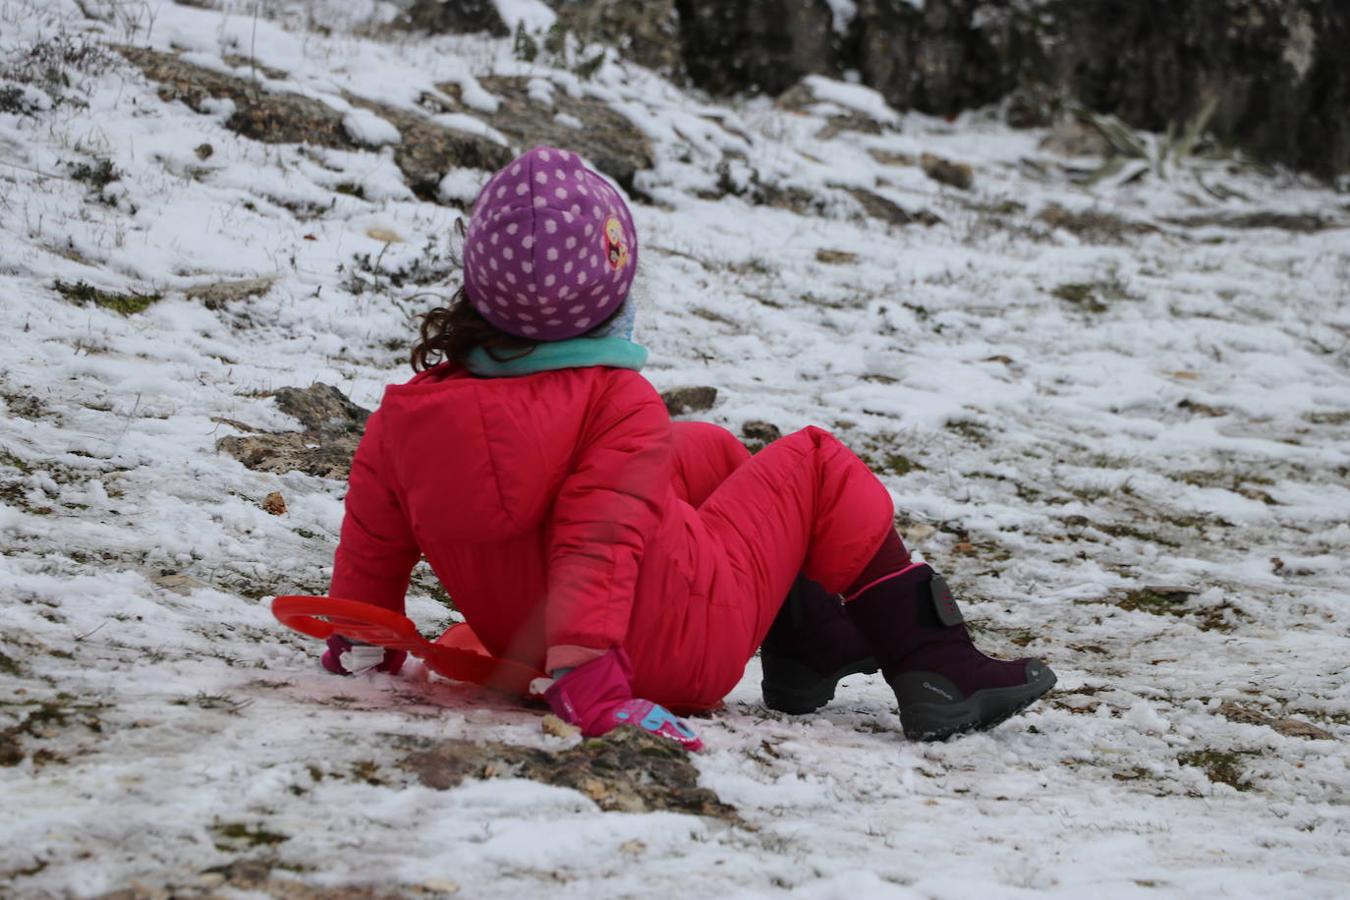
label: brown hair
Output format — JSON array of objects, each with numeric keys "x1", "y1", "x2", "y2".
[
  {"x1": 409, "y1": 285, "x2": 627, "y2": 373},
  {"x1": 409, "y1": 287, "x2": 540, "y2": 372}
]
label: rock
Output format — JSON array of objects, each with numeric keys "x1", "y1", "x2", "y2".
[
  {"x1": 920, "y1": 152, "x2": 973, "y2": 189},
  {"x1": 666, "y1": 0, "x2": 1350, "y2": 179},
  {"x1": 554, "y1": 0, "x2": 684, "y2": 80},
  {"x1": 434, "y1": 75, "x2": 653, "y2": 195},
  {"x1": 661, "y1": 386, "x2": 717, "y2": 416},
  {"x1": 119, "y1": 47, "x2": 509, "y2": 202},
  {"x1": 402, "y1": 0, "x2": 508, "y2": 36},
  {"x1": 347, "y1": 95, "x2": 511, "y2": 199},
  {"x1": 260, "y1": 491, "x2": 287, "y2": 515},
  {"x1": 867, "y1": 148, "x2": 916, "y2": 167},
  {"x1": 400, "y1": 726, "x2": 742, "y2": 822},
  {"x1": 853, "y1": 0, "x2": 1013, "y2": 116},
  {"x1": 740, "y1": 420, "x2": 782, "y2": 454},
  {"x1": 844, "y1": 187, "x2": 942, "y2": 227},
  {"x1": 777, "y1": 80, "x2": 895, "y2": 140},
  {"x1": 1036, "y1": 0, "x2": 1350, "y2": 179},
  {"x1": 274, "y1": 384, "x2": 370, "y2": 435},
  {"x1": 216, "y1": 384, "x2": 370, "y2": 480},
  {"x1": 675, "y1": 0, "x2": 841, "y2": 96}
]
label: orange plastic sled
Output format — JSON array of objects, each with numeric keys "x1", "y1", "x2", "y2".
[{"x1": 272, "y1": 595, "x2": 544, "y2": 695}]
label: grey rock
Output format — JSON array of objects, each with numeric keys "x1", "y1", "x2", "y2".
[
  {"x1": 661, "y1": 386, "x2": 718, "y2": 416},
  {"x1": 402, "y1": 0, "x2": 508, "y2": 36},
  {"x1": 675, "y1": 0, "x2": 840, "y2": 96},
  {"x1": 555, "y1": 0, "x2": 684, "y2": 79}
]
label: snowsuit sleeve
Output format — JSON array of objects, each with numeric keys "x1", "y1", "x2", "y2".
[
  {"x1": 545, "y1": 373, "x2": 672, "y2": 673},
  {"x1": 330, "y1": 409, "x2": 421, "y2": 613}
]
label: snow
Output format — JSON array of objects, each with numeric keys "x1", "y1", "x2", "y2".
[
  {"x1": 342, "y1": 107, "x2": 401, "y2": 147},
  {"x1": 823, "y1": 0, "x2": 859, "y2": 35},
  {"x1": 2, "y1": 1, "x2": 1349, "y2": 897},
  {"x1": 493, "y1": 0, "x2": 557, "y2": 33}
]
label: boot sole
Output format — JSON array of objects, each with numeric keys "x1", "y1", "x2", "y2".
[
  {"x1": 899, "y1": 663, "x2": 1057, "y2": 742},
  {"x1": 762, "y1": 657, "x2": 880, "y2": 715}
]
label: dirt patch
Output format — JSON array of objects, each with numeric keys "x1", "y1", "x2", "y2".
[
  {"x1": 1216, "y1": 701, "x2": 1334, "y2": 740},
  {"x1": 401, "y1": 726, "x2": 741, "y2": 823},
  {"x1": 1, "y1": 695, "x2": 109, "y2": 768},
  {"x1": 216, "y1": 384, "x2": 370, "y2": 480},
  {"x1": 844, "y1": 187, "x2": 942, "y2": 227},
  {"x1": 1087, "y1": 587, "x2": 1244, "y2": 633},
  {"x1": 433, "y1": 75, "x2": 653, "y2": 194},
  {"x1": 95, "y1": 854, "x2": 430, "y2": 899},
  {"x1": 118, "y1": 47, "x2": 510, "y2": 201},
  {"x1": 1163, "y1": 211, "x2": 1337, "y2": 233},
  {"x1": 1177, "y1": 748, "x2": 1257, "y2": 792},
  {"x1": 185, "y1": 276, "x2": 276, "y2": 310},
  {"x1": 920, "y1": 153, "x2": 973, "y2": 190},
  {"x1": 1037, "y1": 204, "x2": 1157, "y2": 242}
]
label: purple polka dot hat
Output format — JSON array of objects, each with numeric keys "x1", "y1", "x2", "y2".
[{"x1": 463, "y1": 146, "x2": 639, "y2": 341}]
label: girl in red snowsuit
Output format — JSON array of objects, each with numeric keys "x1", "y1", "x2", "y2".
[{"x1": 325, "y1": 147, "x2": 1055, "y2": 746}]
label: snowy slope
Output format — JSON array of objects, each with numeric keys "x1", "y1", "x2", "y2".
[{"x1": 2, "y1": 1, "x2": 1348, "y2": 897}]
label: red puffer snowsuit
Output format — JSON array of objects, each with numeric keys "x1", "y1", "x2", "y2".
[{"x1": 331, "y1": 363, "x2": 894, "y2": 710}]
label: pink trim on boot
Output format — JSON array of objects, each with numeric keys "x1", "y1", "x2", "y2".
[{"x1": 843, "y1": 561, "x2": 929, "y2": 603}]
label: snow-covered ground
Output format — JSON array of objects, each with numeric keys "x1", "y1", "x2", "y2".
[{"x1": 2, "y1": 1, "x2": 1348, "y2": 897}]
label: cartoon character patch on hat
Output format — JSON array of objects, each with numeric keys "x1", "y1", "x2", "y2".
[{"x1": 604, "y1": 216, "x2": 630, "y2": 272}]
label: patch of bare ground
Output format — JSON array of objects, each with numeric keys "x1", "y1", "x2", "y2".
[
  {"x1": 432, "y1": 75, "x2": 653, "y2": 194},
  {"x1": 117, "y1": 47, "x2": 510, "y2": 200},
  {"x1": 401, "y1": 726, "x2": 742, "y2": 823}
]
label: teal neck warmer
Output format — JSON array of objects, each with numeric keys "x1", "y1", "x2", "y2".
[
  {"x1": 465, "y1": 296, "x2": 644, "y2": 378},
  {"x1": 464, "y1": 335, "x2": 647, "y2": 377}
]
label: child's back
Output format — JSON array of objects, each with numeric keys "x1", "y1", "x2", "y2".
[{"x1": 334, "y1": 363, "x2": 679, "y2": 685}]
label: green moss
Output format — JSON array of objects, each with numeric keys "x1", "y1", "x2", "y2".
[{"x1": 53, "y1": 279, "x2": 161, "y2": 315}]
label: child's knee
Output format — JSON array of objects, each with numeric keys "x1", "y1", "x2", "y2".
[{"x1": 675, "y1": 421, "x2": 750, "y2": 465}]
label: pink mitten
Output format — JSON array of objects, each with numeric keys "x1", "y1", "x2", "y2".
[
  {"x1": 543, "y1": 649, "x2": 703, "y2": 751},
  {"x1": 321, "y1": 635, "x2": 406, "y2": 676}
]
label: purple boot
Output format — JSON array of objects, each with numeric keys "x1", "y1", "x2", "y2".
[
  {"x1": 844, "y1": 563, "x2": 1056, "y2": 740},
  {"x1": 760, "y1": 577, "x2": 878, "y2": 714}
]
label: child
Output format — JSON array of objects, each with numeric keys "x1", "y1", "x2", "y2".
[{"x1": 322, "y1": 146, "x2": 1056, "y2": 749}]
